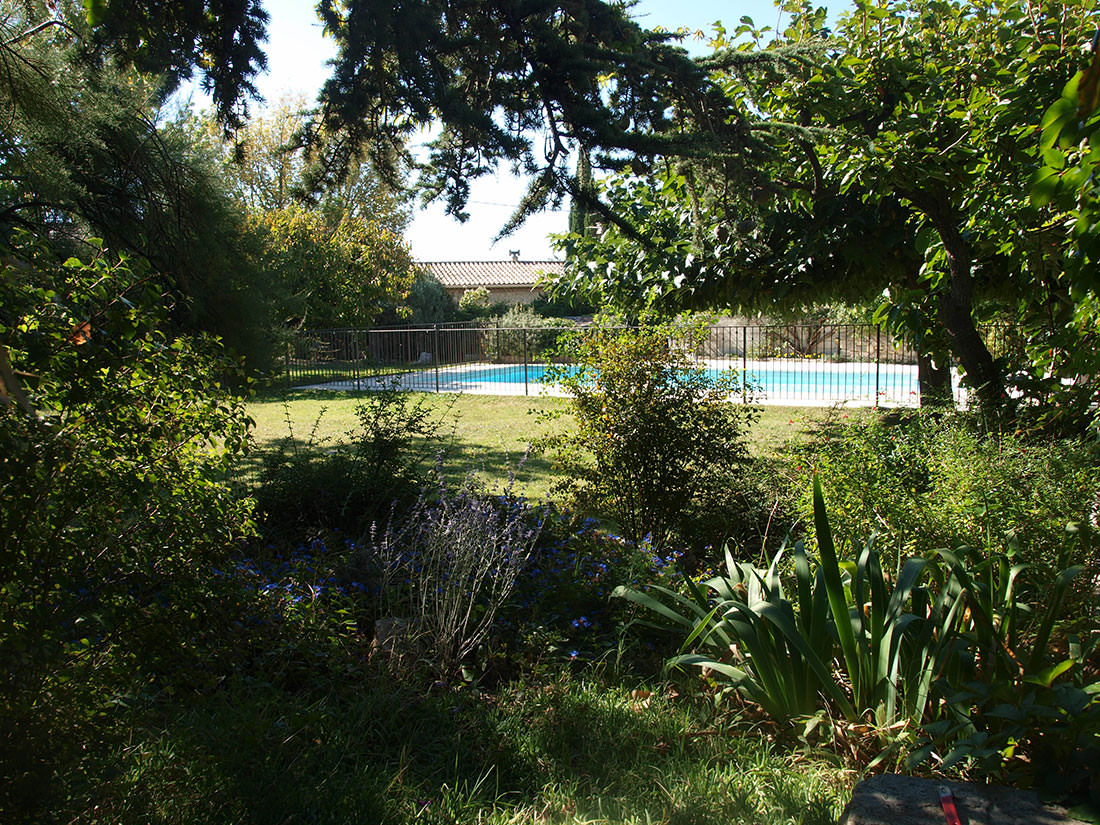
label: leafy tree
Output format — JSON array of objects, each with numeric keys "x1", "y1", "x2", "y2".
[
  {"x1": 252, "y1": 205, "x2": 416, "y2": 329},
  {"x1": 820, "y1": 0, "x2": 1094, "y2": 416},
  {"x1": 458, "y1": 286, "x2": 494, "y2": 317},
  {"x1": 1032, "y1": 36, "x2": 1100, "y2": 431},
  {"x1": 0, "y1": 5, "x2": 278, "y2": 364},
  {"x1": 186, "y1": 93, "x2": 417, "y2": 331},
  {"x1": 199, "y1": 94, "x2": 411, "y2": 235},
  {"x1": 554, "y1": 0, "x2": 1098, "y2": 420},
  {"x1": 1037, "y1": 36, "x2": 1100, "y2": 268}
]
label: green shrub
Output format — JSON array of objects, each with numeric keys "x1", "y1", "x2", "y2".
[
  {"x1": 543, "y1": 319, "x2": 757, "y2": 556},
  {"x1": 482, "y1": 305, "x2": 574, "y2": 360},
  {"x1": 784, "y1": 411, "x2": 1100, "y2": 581},
  {"x1": 458, "y1": 285, "x2": 494, "y2": 316},
  {"x1": 375, "y1": 269, "x2": 459, "y2": 325},
  {"x1": 531, "y1": 290, "x2": 595, "y2": 317},
  {"x1": 922, "y1": 664, "x2": 1100, "y2": 800},
  {"x1": 0, "y1": 235, "x2": 254, "y2": 819},
  {"x1": 619, "y1": 476, "x2": 1098, "y2": 790},
  {"x1": 253, "y1": 386, "x2": 452, "y2": 539}
]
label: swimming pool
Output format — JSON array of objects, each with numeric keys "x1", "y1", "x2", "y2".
[
  {"x1": 327, "y1": 359, "x2": 926, "y2": 405},
  {"x1": 458, "y1": 362, "x2": 914, "y2": 395}
]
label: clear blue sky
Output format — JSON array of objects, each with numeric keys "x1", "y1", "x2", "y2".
[{"x1": 213, "y1": 0, "x2": 839, "y2": 261}]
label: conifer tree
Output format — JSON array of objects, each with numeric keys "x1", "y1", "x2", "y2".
[
  {"x1": 567, "y1": 150, "x2": 597, "y2": 240},
  {"x1": 0, "y1": 4, "x2": 275, "y2": 362},
  {"x1": 75, "y1": 0, "x2": 815, "y2": 238}
]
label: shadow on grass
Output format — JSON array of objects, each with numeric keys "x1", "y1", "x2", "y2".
[
  {"x1": 429, "y1": 441, "x2": 557, "y2": 497},
  {"x1": 115, "y1": 668, "x2": 847, "y2": 825},
  {"x1": 235, "y1": 429, "x2": 560, "y2": 504}
]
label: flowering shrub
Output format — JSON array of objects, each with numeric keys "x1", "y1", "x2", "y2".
[
  {"x1": 347, "y1": 481, "x2": 544, "y2": 677},
  {"x1": 220, "y1": 501, "x2": 687, "y2": 680},
  {"x1": 498, "y1": 508, "x2": 688, "y2": 666}
]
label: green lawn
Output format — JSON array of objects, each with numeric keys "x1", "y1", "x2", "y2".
[
  {"x1": 244, "y1": 389, "x2": 841, "y2": 500},
  {"x1": 101, "y1": 670, "x2": 854, "y2": 825}
]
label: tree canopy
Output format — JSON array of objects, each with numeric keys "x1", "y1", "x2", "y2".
[
  {"x1": 199, "y1": 94, "x2": 411, "y2": 235},
  {"x1": 250, "y1": 205, "x2": 416, "y2": 329},
  {"x1": 189, "y1": 94, "x2": 418, "y2": 329},
  {"x1": 0, "y1": 3, "x2": 282, "y2": 362},
  {"x1": 82, "y1": 0, "x2": 270, "y2": 129},
  {"x1": 553, "y1": 0, "x2": 1100, "y2": 421},
  {"x1": 82, "y1": 0, "x2": 812, "y2": 228},
  {"x1": 50, "y1": 0, "x2": 1100, "y2": 424}
]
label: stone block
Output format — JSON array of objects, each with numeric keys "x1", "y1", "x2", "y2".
[{"x1": 840, "y1": 774, "x2": 1090, "y2": 825}]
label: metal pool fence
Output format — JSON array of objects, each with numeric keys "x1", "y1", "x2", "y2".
[{"x1": 282, "y1": 322, "x2": 1010, "y2": 407}]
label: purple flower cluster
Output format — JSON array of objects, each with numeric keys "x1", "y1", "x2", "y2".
[
  {"x1": 193, "y1": 496, "x2": 691, "y2": 669},
  {"x1": 213, "y1": 539, "x2": 364, "y2": 607}
]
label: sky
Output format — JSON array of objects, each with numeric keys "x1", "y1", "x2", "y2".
[{"x1": 208, "y1": 0, "x2": 822, "y2": 262}]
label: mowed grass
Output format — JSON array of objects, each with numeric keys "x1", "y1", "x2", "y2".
[{"x1": 245, "y1": 389, "x2": 844, "y2": 500}]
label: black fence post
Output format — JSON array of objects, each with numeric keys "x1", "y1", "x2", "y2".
[
  {"x1": 433, "y1": 323, "x2": 441, "y2": 393},
  {"x1": 741, "y1": 326, "x2": 748, "y2": 403},
  {"x1": 354, "y1": 330, "x2": 361, "y2": 391},
  {"x1": 523, "y1": 328, "x2": 529, "y2": 397},
  {"x1": 285, "y1": 340, "x2": 291, "y2": 391},
  {"x1": 875, "y1": 325, "x2": 882, "y2": 408}
]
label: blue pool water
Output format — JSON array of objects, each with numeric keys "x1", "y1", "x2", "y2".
[{"x1": 451, "y1": 363, "x2": 918, "y2": 399}]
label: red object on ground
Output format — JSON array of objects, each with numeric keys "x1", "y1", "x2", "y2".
[{"x1": 939, "y1": 786, "x2": 963, "y2": 825}]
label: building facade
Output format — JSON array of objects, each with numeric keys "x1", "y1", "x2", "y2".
[{"x1": 421, "y1": 259, "x2": 565, "y2": 305}]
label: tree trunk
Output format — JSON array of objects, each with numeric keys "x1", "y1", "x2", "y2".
[
  {"x1": 937, "y1": 282, "x2": 1006, "y2": 413},
  {"x1": 900, "y1": 266, "x2": 954, "y2": 407},
  {"x1": 904, "y1": 190, "x2": 1008, "y2": 415},
  {"x1": 917, "y1": 352, "x2": 952, "y2": 407}
]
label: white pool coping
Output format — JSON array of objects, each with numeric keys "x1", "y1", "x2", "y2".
[{"x1": 297, "y1": 359, "x2": 965, "y2": 408}]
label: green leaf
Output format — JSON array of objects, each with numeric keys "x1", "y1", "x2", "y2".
[
  {"x1": 612, "y1": 585, "x2": 706, "y2": 629},
  {"x1": 1023, "y1": 658, "x2": 1076, "y2": 688},
  {"x1": 1027, "y1": 565, "x2": 1084, "y2": 673},
  {"x1": 1040, "y1": 96, "x2": 1077, "y2": 151},
  {"x1": 83, "y1": 0, "x2": 108, "y2": 26},
  {"x1": 813, "y1": 475, "x2": 861, "y2": 703},
  {"x1": 1041, "y1": 145, "x2": 1066, "y2": 171}
]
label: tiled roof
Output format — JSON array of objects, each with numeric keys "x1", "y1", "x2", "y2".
[{"x1": 421, "y1": 260, "x2": 564, "y2": 289}]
